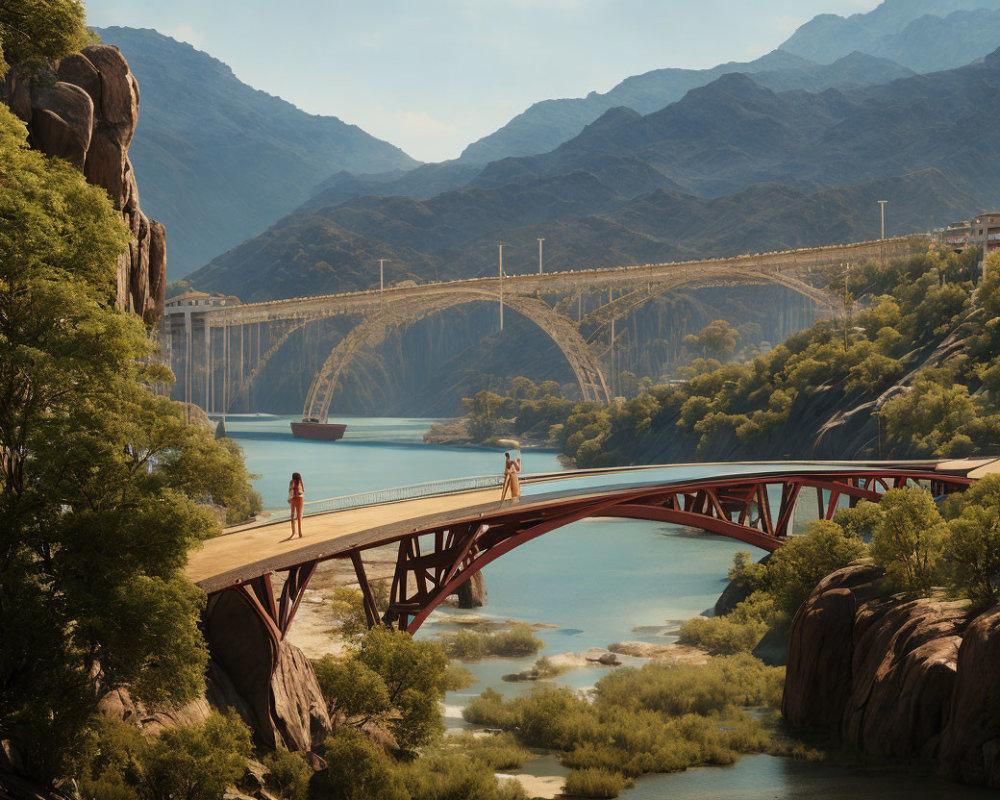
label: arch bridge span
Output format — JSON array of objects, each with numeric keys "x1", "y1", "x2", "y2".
[
  {"x1": 189, "y1": 457, "x2": 993, "y2": 641},
  {"x1": 162, "y1": 236, "x2": 923, "y2": 414}
]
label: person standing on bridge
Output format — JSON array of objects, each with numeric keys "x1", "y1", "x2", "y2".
[
  {"x1": 501, "y1": 450, "x2": 522, "y2": 505},
  {"x1": 286, "y1": 472, "x2": 305, "y2": 540}
]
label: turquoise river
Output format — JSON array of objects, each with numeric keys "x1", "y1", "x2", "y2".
[{"x1": 226, "y1": 415, "x2": 993, "y2": 800}]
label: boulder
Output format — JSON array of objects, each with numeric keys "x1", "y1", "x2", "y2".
[
  {"x1": 29, "y1": 82, "x2": 93, "y2": 169},
  {"x1": 1, "y1": 45, "x2": 165, "y2": 320},
  {"x1": 97, "y1": 686, "x2": 212, "y2": 735},
  {"x1": 782, "y1": 563, "x2": 1000, "y2": 788},
  {"x1": 939, "y1": 607, "x2": 1000, "y2": 787},
  {"x1": 841, "y1": 596, "x2": 964, "y2": 759}
]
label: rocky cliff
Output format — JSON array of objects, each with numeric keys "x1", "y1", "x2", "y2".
[
  {"x1": 1, "y1": 45, "x2": 165, "y2": 321},
  {"x1": 784, "y1": 563, "x2": 1000, "y2": 787}
]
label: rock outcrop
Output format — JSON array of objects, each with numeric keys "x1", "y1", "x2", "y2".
[
  {"x1": 203, "y1": 588, "x2": 332, "y2": 752},
  {"x1": 1, "y1": 45, "x2": 166, "y2": 321},
  {"x1": 784, "y1": 563, "x2": 1000, "y2": 787}
]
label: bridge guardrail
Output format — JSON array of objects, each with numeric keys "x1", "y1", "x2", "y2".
[{"x1": 266, "y1": 473, "x2": 509, "y2": 521}]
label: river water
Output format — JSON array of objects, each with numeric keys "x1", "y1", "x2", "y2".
[{"x1": 225, "y1": 415, "x2": 994, "y2": 800}]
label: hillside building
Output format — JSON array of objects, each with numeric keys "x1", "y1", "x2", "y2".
[{"x1": 968, "y1": 213, "x2": 1000, "y2": 259}]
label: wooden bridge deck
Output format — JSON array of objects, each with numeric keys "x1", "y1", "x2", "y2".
[{"x1": 186, "y1": 459, "x2": 999, "y2": 596}]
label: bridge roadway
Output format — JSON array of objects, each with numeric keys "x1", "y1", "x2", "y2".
[
  {"x1": 185, "y1": 237, "x2": 920, "y2": 328},
  {"x1": 187, "y1": 457, "x2": 998, "y2": 635},
  {"x1": 163, "y1": 236, "x2": 923, "y2": 417}
]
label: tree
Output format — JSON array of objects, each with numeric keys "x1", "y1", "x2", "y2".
[
  {"x1": 683, "y1": 320, "x2": 741, "y2": 360},
  {"x1": 315, "y1": 627, "x2": 450, "y2": 753},
  {"x1": 0, "y1": 103, "x2": 257, "y2": 778},
  {"x1": 764, "y1": 520, "x2": 867, "y2": 615},
  {"x1": 74, "y1": 713, "x2": 252, "y2": 800},
  {"x1": 0, "y1": 0, "x2": 90, "y2": 77},
  {"x1": 941, "y1": 475, "x2": 1000, "y2": 608},
  {"x1": 143, "y1": 713, "x2": 252, "y2": 800},
  {"x1": 869, "y1": 489, "x2": 948, "y2": 595}
]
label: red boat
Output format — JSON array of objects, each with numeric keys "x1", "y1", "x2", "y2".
[{"x1": 290, "y1": 418, "x2": 348, "y2": 441}]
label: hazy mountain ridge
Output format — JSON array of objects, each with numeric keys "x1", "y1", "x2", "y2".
[
  {"x1": 780, "y1": 0, "x2": 1000, "y2": 67},
  {"x1": 457, "y1": 49, "x2": 915, "y2": 166},
  {"x1": 94, "y1": 27, "x2": 418, "y2": 278}
]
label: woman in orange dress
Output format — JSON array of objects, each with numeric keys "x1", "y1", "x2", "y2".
[{"x1": 287, "y1": 472, "x2": 305, "y2": 540}]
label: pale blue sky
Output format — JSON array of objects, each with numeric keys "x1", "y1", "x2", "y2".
[{"x1": 84, "y1": 0, "x2": 878, "y2": 162}]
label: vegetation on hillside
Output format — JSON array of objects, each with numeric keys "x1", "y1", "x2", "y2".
[
  {"x1": 457, "y1": 248, "x2": 1000, "y2": 466},
  {"x1": 680, "y1": 476, "x2": 1000, "y2": 656},
  {"x1": 0, "y1": 5, "x2": 261, "y2": 785}
]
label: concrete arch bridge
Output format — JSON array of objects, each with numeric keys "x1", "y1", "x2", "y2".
[{"x1": 162, "y1": 237, "x2": 921, "y2": 416}]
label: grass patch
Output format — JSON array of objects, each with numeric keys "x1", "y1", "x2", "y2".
[
  {"x1": 464, "y1": 655, "x2": 795, "y2": 780},
  {"x1": 563, "y1": 768, "x2": 633, "y2": 798},
  {"x1": 440, "y1": 623, "x2": 544, "y2": 660}
]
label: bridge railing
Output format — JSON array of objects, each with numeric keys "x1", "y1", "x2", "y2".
[{"x1": 277, "y1": 473, "x2": 509, "y2": 520}]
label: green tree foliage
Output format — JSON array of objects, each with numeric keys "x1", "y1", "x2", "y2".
[
  {"x1": 456, "y1": 248, "x2": 1000, "y2": 467},
  {"x1": 0, "y1": 103, "x2": 258, "y2": 775},
  {"x1": 940, "y1": 475, "x2": 1000, "y2": 608},
  {"x1": 764, "y1": 520, "x2": 867, "y2": 615},
  {"x1": 869, "y1": 489, "x2": 948, "y2": 595},
  {"x1": 683, "y1": 319, "x2": 741, "y2": 359},
  {"x1": 261, "y1": 750, "x2": 314, "y2": 800},
  {"x1": 0, "y1": 0, "x2": 90, "y2": 77},
  {"x1": 314, "y1": 728, "x2": 529, "y2": 800},
  {"x1": 680, "y1": 521, "x2": 867, "y2": 654},
  {"x1": 329, "y1": 581, "x2": 389, "y2": 636},
  {"x1": 74, "y1": 713, "x2": 252, "y2": 800},
  {"x1": 314, "y1": 729, "x2": 409, "y2": 800},
  {"x1": 460, "y1": 378, "x2": 574, "y2": 447},
  {"x1": 315, "y1": 626, "x2": 451, "y2": 753}
]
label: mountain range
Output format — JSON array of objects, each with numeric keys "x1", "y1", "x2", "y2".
[
  {"x1": 456, "y1": 0, "x2": 1000, "y2": 166},
  {"x1": 94, "y1": 27, "x2": 417, "y2": 278},
  {"x1": 189, "y1": 45, "x2": 1000, "y2": 301}
]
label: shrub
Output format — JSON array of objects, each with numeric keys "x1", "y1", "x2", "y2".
[
  {"x1": 448, "y1": 732, "x2": 529, "y2": 771},
  {"x1": 869, "y1": 488, "x2": 948, "y2": 595},
  {"x1": 563, "y1": 768, "x2": 631, "y2": 798},
  {"x1": 316, "y1": 729, "x2": 407, "y2": 800},
  {"x1": 440, "y1": 624, "x2": 544, "y2": 660},
  {"x1": 678, "y1": 613, "x2": 768, "y2": 655},
  {"x1": 262, "y1": 750, "x2": 312, "y2": 800},
  {"x1": 142, "y1": 712, "x2": 252, "y2": 800},
  {"x1": 399, "y1": 753, "x2": 528, "y2": 800}
]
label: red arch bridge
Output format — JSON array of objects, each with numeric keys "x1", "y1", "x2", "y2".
[{"x1": 189, "y1": 459, "x2": 999, "y2": 642}]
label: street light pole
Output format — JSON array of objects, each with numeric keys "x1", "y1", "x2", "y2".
[
  {"x1": 878, "y1": 200, "x2": 887, "y2": 240},
  {"x1": 378, "y1": 258, "x2": 390, "y2": 309},
  {"x1": 538, "y1": 238, "x2": 544, "y2": 274},
  {"x1": 498, "y1": 243, "x2": 507, "y2": 331}
]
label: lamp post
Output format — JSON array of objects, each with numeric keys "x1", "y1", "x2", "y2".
[
  {"x1": 538, "y1": 238, "x2": 544, "y2": 274},
  {"x1": 497, "y1": 243, "x2": 507, "y2": 331},
  {"x1": 378, "y1": 258, "x2": 390, "y2": 309},
  {"x1": 877, "y1": 200, "x2": 888, "y2": 266}
]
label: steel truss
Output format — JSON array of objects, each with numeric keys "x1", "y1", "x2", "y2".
[{"x1": 224, "y1": 468, "x2": 973, "y2": 640}]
